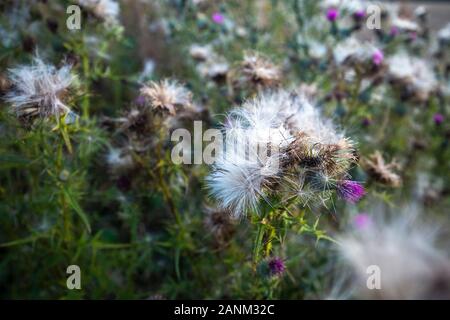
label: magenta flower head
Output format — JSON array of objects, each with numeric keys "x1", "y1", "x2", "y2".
[
  {"x1": 354, "y1": 9, "x2": 366, "y2": 20},
  {"x1": 353, "y1": 213, "x2": 372, "y2": 230},
  {"x1": 372, "y1": 48, "x2": 384, "y2": 66},
  {"x1": 212, "y1": 12, "x2": 225, "y2": 24},
  {"x1": 257, "y1": 257, "x2": 286, "y2": 279},
  {"x1": 390, "y1": 26, "x2": 399, "y2": 37},
  {"x1": 326, "y1": 8, "x2": 339, "y2": 22},
  {"x1": 268, "y1": 257, "x2": 285, "y2": 277},
  {"x1": 433, "y1": 113, "x2": 444, "y2": 125},
  {"x1": 337, "y1": 180, "x2": 365, "y2": 203},
  {"x1": 362, "y1": 117, "x2": 372, "y2": 127}
]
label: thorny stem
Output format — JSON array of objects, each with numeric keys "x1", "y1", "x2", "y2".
[
  {"x1": 253, "y1": 217, "x2": 266, "y2": 268},
  {"x1": 82, "y1": 52, "x2": 90, "y2": 120},
  {"x1": 56, "y1": 143, "x2": 72, "y2": 244},
  {"x1": 252, "y1": 206, "x2": 277, "y2": 268},
  {"x1": 155, "y1": 126, "x2": 182, "y2": 225}
]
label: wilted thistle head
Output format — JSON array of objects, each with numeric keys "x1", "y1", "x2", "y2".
[
  {"x1": 390, "y1": 15, "x2": 420, "y2": 34},
  {"x1": 77, "y1": 0, "x2": 120, "y2": 25},
  {"x1": 197, "y1": 59, "x2": 230, "y2": 82},
  {"x1": 333, "y1": 37, "x2": 384, "y2": 71},
  {"x1": 207, "y1": 89, "x2": 359, "y2": 217},
  {"x1": 189, "y1": 44, "x2": 230, "y2": 82},
  {"x1": 238, "y1": 52, "x2": 281, "y2": 89},
  {"x1": 334, "y1": 206, "x2": 450, "y2": 299},
  {"x1": 4, "y1": 54, "x2": 76, "y2": 121},
  {"x1": 387, "y1": 53, "x2": 437, "y2": 102},
  {"x1": 438, "y1": 22, "x2": 450, "y2": 45},
  {"x1": 203, "y1": 206, "x2": 236, "y2": 247},
  {"x1": 189, "y1": 44, "x2": 213, "y2": 61},
  {"x1": 115, "y1": 104, "x2": 154, "y2": 139},
  {"x1": 0, "y1": 73, "x2": 11, "y2": 95},
  {"x1": 140, "y1": 79, "x2": 192, "y2": 116},
  {"x1": 363, "y1": 150, "x2": 401, "y2": 187}
]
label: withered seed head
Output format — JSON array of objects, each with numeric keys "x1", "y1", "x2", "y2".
[
  {"x1": 238, "y1": 52, "x2": 281, "y2": 89},
  {"x1": 363, "y1": 150, "x2": 402, "y2": 187},
  {"x1": 0, "y1": 74, "x2": 11, "y2": 95},
  {"x1": 283, "y1": 134, "x2": 356, "y2": 177},
  {"x1": 119, "y1": 106, "x2": 153, "y2": 137},
  {"x1": 203, "y1": 207, "x2": 236, "y2": 247},
  {"x1": 140, "y1": 79, "x2": 192, "y2": 116}
]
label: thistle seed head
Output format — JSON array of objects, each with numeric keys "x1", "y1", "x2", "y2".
[
  {"x1": 4, "y1": 55, "x2": 76, "y2": 121},
  {"x1": 363, "y1": 151, "x2": 402, "y2": 187},
  {"x1": 140, "y1": 79, "x2": 192, "y2": 116}
]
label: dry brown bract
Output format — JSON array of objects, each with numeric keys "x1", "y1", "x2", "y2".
[
  {"x1": 203, "y1": 207, "x2": 236, "y2": 247},
  {"x1": 363, "y1": 151, "x2": 401, "y2": 187},
  {"x1": 0, "y1": 74, "x2": 11, "y2": 95},
  {"x1": 140, "y1": 79, "x2": 192, "y2": 116},
  {"x1": 239, "y1": 52, "x2": 281, "y2": 88}
]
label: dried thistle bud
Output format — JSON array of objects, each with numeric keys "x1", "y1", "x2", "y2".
[
  {"x1": 207, "y1": 90, "x2": 361, "y2": 217},
  {"x1": 238, "y1": 52, "x2": 281, "y2": 88},
  {"x1": 284, "y1": 134, "x2": 356, "y2": 178},
  {"x1": 118, "y1": 106, "x2": 153, "y2": 137},
  {"x1": 4, "y1": 55, "x2": 76, "y2": 121},
  {"x1": 387, "y1": 54, "x2": 437, "y2": 102},
  {"x1": 189, "y1": 44, "x2": 213, "y2": 61},
  {"x1": 298, "y1": 83, "x2": 319, "y2": 99},
  {"x1": 203, "y1": 207, "x2": 235, "y2": 247},
  {"x1": 197, "y1": 60, "x2": 229, "y2": 82},
  {"x1": 363, "y1": 151, "x2": 402, "y2": 187},
  {"x1": 77, "y1": 0, "x2": 120, "y2": 25},
  {"x1": 140, "y1": 79, "x2": 192, "y2": 116},
  {"x1": 0, "y1": 74, "x2": 11, "y2": 95},
  {"x1": 168, "y1": 103, "x2": 210, "y2": 130}
]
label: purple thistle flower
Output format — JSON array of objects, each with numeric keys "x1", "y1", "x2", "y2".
[
  {"x1": 354, "y1": 9, "x2": 366, "y2": 20},
  {"x1": 268, "y1": 257, "x2": 285, "y2": 277},
  {"x1": 372, "y1": 49, "x2": 384, "y2": 66},
  {"x1": 362, "y1": 117, "x2": 372, "y2": 127},
  {"x1": 337, "y1": 180, "x2": 365, "y2": 203},
  {"x1": 433, "y1": 113, "x2": 444, "y2": 125},
  {"x1": 353, "y1": 213, "x2": 372, "y2": 230},
  {"x1": 326, "y1": 8, "x2": 339, "y2": 22},
  {"x1": 212, "y1": 12, "x2": 225, "y2": 24},
  {"x1": 390, "y1": 26, "x2": 399, "y2": 37}
]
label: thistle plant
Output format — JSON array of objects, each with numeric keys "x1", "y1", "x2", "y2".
[
  {"x1": 0, "y1": 0, "x2": 449, "y2": 300},
  {"x1": 5, "y1": 55, "x2": 77, "y2": 121},
  {"x1": 207, "y1": 89, "x2": 363, "y2": 266}
]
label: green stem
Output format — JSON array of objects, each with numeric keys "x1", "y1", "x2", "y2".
[
  {"x1": 82, "y1": 53, "x2": 90, "y2": 119},
  {"x1": 252, "y1": 206, "x2": 275, "y2": 267},
  {"x1": 154, "y1": 130, "x2": 182, "y2": 225},
  {"x1": 253, "y1": 218, "x2": 266, "y2": 267}
]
